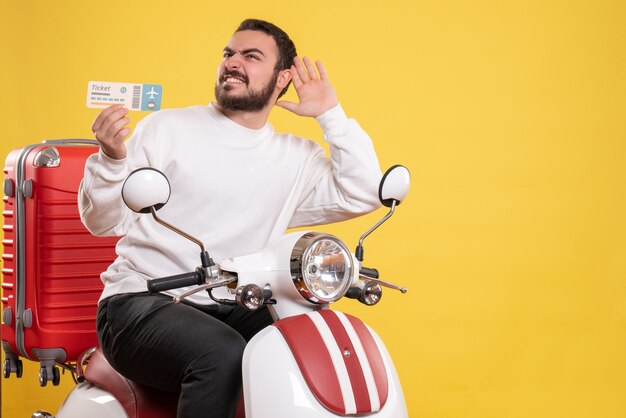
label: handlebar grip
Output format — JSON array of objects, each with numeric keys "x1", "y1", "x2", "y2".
[
  {"x1": 345, "y1": 286, "x2": 363, "y2": 299},
  {"x1": 147, "y1": 269, "x2": 205, "y2": 294},
  {"x1": 359, "y1": 267, "x2": 380, "y2": 279}
]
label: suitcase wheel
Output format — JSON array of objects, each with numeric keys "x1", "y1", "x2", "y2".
[
  {"x1": 38, "y1": 365, "x2": 61, "y2": 387},
  {"x1": 39, "y1": 367, "x2": 47, "y2": 387},
  {"x1": 3, "y1": 358, "x2": 23, "y2": 379},
  {"x1": 52, "y1": 366, "x2": 60, "y2": 386},
  {"x1": 16, "y1": 359, "x2": 23, "y2": 378}
]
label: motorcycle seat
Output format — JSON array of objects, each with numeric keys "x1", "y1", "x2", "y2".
[
  {"x1": 84, "y1": 347, "x2": 178, "y2": 418},
  {"x1": 84, "y1": 347, "x2": 245, "y2": 417}
]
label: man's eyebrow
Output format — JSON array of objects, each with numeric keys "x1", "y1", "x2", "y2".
[
  {"x1": 223, "y1": 47, "x2": 266, "y2": 57},
  {"x1": 241, "y1": 48, "x2": 265, "y2": 56}
]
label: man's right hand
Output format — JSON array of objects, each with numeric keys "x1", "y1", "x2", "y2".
[{"x1": 91, "y1": 104, "x2": 131, "y2": 160}]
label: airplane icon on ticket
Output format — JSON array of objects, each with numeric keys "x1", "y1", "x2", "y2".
[{"x1": 145, "y1": 87, "x2": 159, "y2": 99}]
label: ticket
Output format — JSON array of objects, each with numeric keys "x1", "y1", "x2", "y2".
[{"x1": 87, "y1": 81, "x2": 162, "y2": 111}]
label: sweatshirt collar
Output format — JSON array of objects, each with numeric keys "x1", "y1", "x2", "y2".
[{"x1": 206, "y1": 102, "x2": 274, "y2": 146}]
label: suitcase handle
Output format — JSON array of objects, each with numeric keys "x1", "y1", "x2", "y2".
[{"x1": 42, "y1": 139, "x2": 99, "y2": 146}]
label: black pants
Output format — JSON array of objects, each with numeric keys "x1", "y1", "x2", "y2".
[{"x1": 96, "y1": 292, "x2": 273, "y2": 418}]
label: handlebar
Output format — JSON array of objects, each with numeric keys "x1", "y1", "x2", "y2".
[
  {"x1": 358, "y1": 267, "x2": 407, "y2": 294},
  {"x1": 345, "y1": 286, "x2": 364, "y2": 300},
  {"x1": 147, "y1": 268, "x2": 206, "y2": 294},
  {"x1": 359, "y1": 267, "x2": 380, "y2": 279}
]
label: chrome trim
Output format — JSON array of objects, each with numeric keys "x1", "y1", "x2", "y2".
[
  {"x1": 359, "y1": 275, "x2": 407, "y2": 294},
  {"x1": 290, "y1": 232, "x2": 354, "y2": 304},
  {"x1": 31, "y1": 411, "x2": 55, "y2": 418},
  {"x1": 76, "y1": 346, "x2": 97, "y2": 382},
  {"x1": 33, "y1": 146, "x2": 60, "y2": 167},
  {"x1": 235, "y1": 284, "x2": 264, "y2": 310},
  {"x1": 172, "y1": 275, "x2": 237, "y2": 304},
  {"x1": 358, "y1": 200, "x2": 396, "y2": 253},
  {"x1": 150, "y1": 206, "x2": 205, "y2": 252},
  {"x1": 360, "y1": 281, "x2": 383, "y2": 305}
]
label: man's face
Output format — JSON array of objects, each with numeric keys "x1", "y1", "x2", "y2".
[{"x1": 215, "y1": 30, "x2": 281, "y2": 112}]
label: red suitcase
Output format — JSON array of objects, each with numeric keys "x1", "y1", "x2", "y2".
[{"x1": 2, "y1": 139, "x2": 118, "y2": 386}]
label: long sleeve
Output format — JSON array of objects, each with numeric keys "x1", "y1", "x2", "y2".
[
  {"x1": 78, "y1": 118, "x2": 157, "y2": 236},
  {"x1": 288, "y1": 104, "x2": 383, "y2": 228}
]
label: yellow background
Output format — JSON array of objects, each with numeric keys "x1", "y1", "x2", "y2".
[{"x1": 2, "y1": 0, "x2": 626, "y2": 417}]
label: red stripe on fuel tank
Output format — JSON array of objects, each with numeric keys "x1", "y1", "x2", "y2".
[
  {"x1": 347, "y1": 314, "x2": 389, "y2": 407},
  {"x1": 273, "y1": 315, "x2": 345, "y2": 414},
  {"x1": 317, "y1": 310, "x2": 372, "y2": 413}
]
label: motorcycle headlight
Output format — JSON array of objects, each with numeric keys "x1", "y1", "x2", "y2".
[{"x1": 290, "y1": 232, "x2": 354, "y2": 304}]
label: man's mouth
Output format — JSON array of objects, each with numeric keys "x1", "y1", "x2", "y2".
[{"x1": 221, "y1": 71, "x2": 248, "y2": 86}]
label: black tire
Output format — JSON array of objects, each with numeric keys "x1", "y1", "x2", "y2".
[
  {"x1": 16, "y1": 359, "x2": 23, "y2": 378},
  {"x1": 52, "y1": 366, "x2": 61, "y2": 386},
  {"x1": 3, "y1": 359, "x2": 10, "y2": 378},
  {"x1": 39, "y1": 367, "x2": 48, "y2": 387}
]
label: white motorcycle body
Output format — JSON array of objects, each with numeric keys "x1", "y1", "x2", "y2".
[
  {"x1": 226, "y1": 233, "x2": 409, "y2": 416},
  {"x1": 56, "y1": 384, "x2": 126, "y2": 418},
  {"x1": 56, "y1": 311, "x2": 407, "y2": 418},
  {"x1": 54, "y1": 233, "x2": 407, "y2": 418}
]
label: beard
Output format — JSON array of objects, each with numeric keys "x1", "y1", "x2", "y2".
[{"x1": 215, "y1": 70, "x2": 278, "y2": 112}]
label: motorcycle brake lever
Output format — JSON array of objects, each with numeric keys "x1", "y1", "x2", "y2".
[
  {"x1": 173, "y1": 276, "x2": 238, "y2": 304},
  {"x1": 359, "y1": 275, "x2": 408, "y2": 294}
]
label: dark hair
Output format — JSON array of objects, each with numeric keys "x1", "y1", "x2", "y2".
[{"x1": 235, "y1": 19, "x2": 297, "y2": 98}]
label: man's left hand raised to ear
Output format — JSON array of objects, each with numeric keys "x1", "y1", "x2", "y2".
[{"x1": 276, "y1": 56, "x2": 339, "y2": 118}]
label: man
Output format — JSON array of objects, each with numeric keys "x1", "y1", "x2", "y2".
[{"x1": 80, "y1": 19, "x2": 382, "y2": 417}]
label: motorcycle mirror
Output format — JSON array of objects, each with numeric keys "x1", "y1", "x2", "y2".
[
  {"x1": 355, "y1": 165, "x2": 410, "y2": 262},
  {"x1": 379, "y1": 165, "x2": 411, "y2": 207},
  {"x1": 121, "y1": 167, "x2": 213, "y2": 268},
  {"x1": 121, "y1": 168, "x2": 171, "y2": 214}
]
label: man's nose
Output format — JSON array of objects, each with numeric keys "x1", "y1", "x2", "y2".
[{"x1": 225, "y1": 54, "x2": 242, "y2": 70}]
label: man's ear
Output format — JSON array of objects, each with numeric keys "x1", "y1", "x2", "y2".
[{"x1": 276, "y1": 68, "x2": 293, "y2": 90}]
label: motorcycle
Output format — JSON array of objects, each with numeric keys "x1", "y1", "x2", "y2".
[{"x1": 33, "y1": 164, "x2": 411, "y2": 418}]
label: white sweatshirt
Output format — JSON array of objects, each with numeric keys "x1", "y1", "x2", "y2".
[{"x1": 79, "y1": 103, "x2": 382, "y2": 304}]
